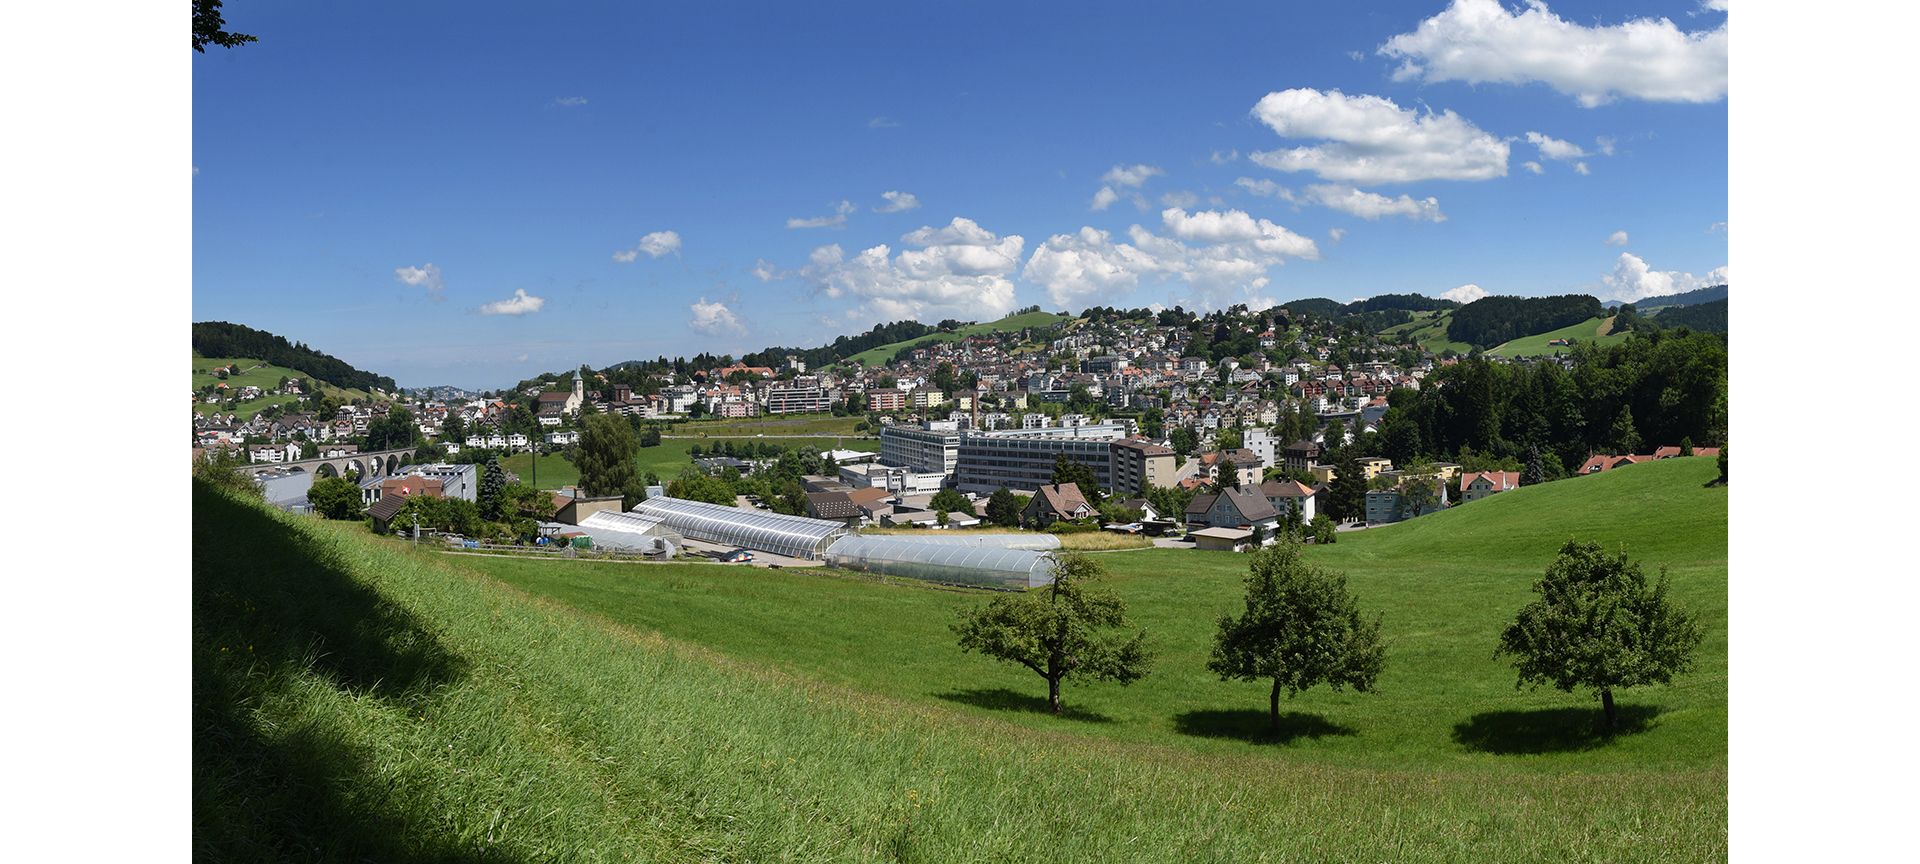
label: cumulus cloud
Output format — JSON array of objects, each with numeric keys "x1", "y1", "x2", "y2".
[
  {"x1": 1522, "y1": 161, "x2": 1544, "y2": 174},
  {"x1": 1233, "y1": 177, "x2": 1294, "y2": 200},
  {"x1": 1102, "y1": 164, "x2": 1163, "y2": 188},
  {"x1": 751, "y1": 259, "x2": 786, "y2": 282},
  {"x1": 1328, "y1": 228, "x2": 1347, "y2": 243},
  {"x1": 1210, "y1": 149, "x2": 1240, "y2": 165},
  {"x1": 788, "y1": 200, "x2": 856, "y2": 229},
  {"x1": 479, "y1": 289, "x2": 545, "y2": 316},
  {"x1": 688, "y1": 298, "x2": 746, "y2": 336},
  {"x1": 394, "y1": 263, "x2": 445, "y2": 301},
  {"x1": 1602, "y1": 252, "x2": 1726, "y2": 302},
  {"x1": 1161, "y1": 207, "x2": 1319, "y2": 258},
  {"x1": 1607, "y1": 230, "x2": 1630, "y2": 246},
  {"x1": 613, "y1": 230, "x2": 682, "y2": 262},
  {"x1": 1440, "y1": 283, "x2": 1487, "y2": 304},
  {"x1": 1090, "y1": 186, "x2": 1121, "y2": 211},
  {"x1": 801, "y1": 218, "x2": 1025, "y2": 325},
  {"x1": 1573, "y1": 161, "x2": 1591, "y2": 175},
  {"x1": 1525, "y1": 131, "x2": 1588, "y2": 161},
  {"x1": 1304, "y1": 184, "x2": 1445, "y2": 222},
  {"x1": 1023, "y1": 227, "x2": 1160, "y2": 308},
  {"x1": 1247, "y1": 88, "x2": 1508, "y2": 184},
  {"x1": 1380, "y1": 0, "x2": 1728, "y2": 107},
  {"x1": 875, "y1": 190, "x2": 921, "y2": 213}
]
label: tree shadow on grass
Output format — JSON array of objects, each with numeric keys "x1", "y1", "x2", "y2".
[
  {"x1": 1452, "y1": 705, "x2": 1663, "y2": 755},
  {"x1": 194, "y1": 481, "x2": 495, "y2": 861},
  {"x1": 1171, "y1": 709, "x2": 1358, "y2": 745},
  {"x1": 934, "y1": 687, "x2": 1116, "y2": 724}
]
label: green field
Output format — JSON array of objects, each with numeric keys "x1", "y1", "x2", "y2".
[
  {"x1": 841, "y1": 310, "x2": 1074, "y2": 367},
  {"x1": 1488, "y1": 315, "x2": 1630, "y2": 358},
  {"x1": 666, "y1": 414, "x2": 868, "y2": 437},
  {"x1": 194, "y1": 457, "x2": 1726, "y2": 859},
  {"x1": 191, "y1": 353, "x2": 378, "y2": 419},
  {"x1": 503, "y1": 436, "x2": 881, "y2": 489},
  {"x1": 1380, "y1": 310, "x2": 1473, "y2": 354}
]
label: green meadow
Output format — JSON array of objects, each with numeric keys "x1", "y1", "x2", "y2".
[
  {"x1": 1488, "y1": 315, "x2": 1632, "y2": 358},
  {"x1": 194, "y1": 457, "x2": 1726, "y2": 860},
  {"x1": 841, "y1": 310, "x2": 1073, "y2": 367}
]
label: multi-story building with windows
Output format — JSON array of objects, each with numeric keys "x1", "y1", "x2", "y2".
[
  {"x1": 878, "y1": 421, "x2": 962, "y2": 476},
  {"x1": 952, "y1": 423, "x2": 1130, "y2": 494},
  {"x1": 765, "y1": 385, "x2": 831, "y2": 414},
  {"x1": 1109, "y1": 437, "x2": 1176, "y2": 493}
]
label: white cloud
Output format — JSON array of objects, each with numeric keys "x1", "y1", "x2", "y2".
[
  {"x1": 751, "y1": 259, "x2": 785, "y2": 282},
  {"x1": 788, "y1": 200, "x2": 856, "y2": 229},
  {"x1": 1596, "y1": 136, "x2": 1617, "y2": 156},
  {"x1": 1347, "y1": 50, "x2": 1366, "y2": 61},
  {"x1": 1247, "y1": 88, "x2": 1508, "y2": 184},
  {"x1": 478, "y1": 289, "x2": 545, "y2": 316},
  {"x1": 1573, "y1": 161, "x2": 1591, "y2": 175},
  {"x1": 1522, "y1": 161, "x2": 1544, "y2": 174},
  {"x1": 1328, "y1": 228, "x2": 1347, "y2": 243},
  {"x1": 801, "y1": 218, "x2": 1025, "y2": 325},
  {"x1": 688, "y1": 298, "x2": 746, "y2": 336},
  {"x1": 1606, "y1": 230, "x2": 1630, "y2": 246},
  {"x1": 553, "y1": 96, "x2": 588, "y2": 107},
  {"x1": 1161, "y1": 207, "x2": 1319, "y2": 258},
  {"x1": 1440, "y1": 283, "x2": 1487, "y2": 304},
  {"x1": 516, "y1": 353, "x2": 529, "y2": 362},
  {"x1": 394, "y1": 263, "x2": 445, "y2": 301},
  {"x1": 868, "y1": 116, "x2": 900, "y2": 128},
  {"x1": 1525, "y1": 131, "x2": 1587, "y2": 161},
  {"x1": 1210, "y1": 149, "x2": 1240, "y2": 165},
  {"x1": 1233, "y1": 177, "x2": 1294, "y2": 200},
  {"x1": 1303, "y1": 184, "x2": 1445, "y2": 222},
  {"x1": 1706, "y1": 221, "x2": 1726, "y2": 234},
  {"x1": 1703, "y1": 0, "x2": 1729, "y2": 11},
  {"x1": 1023, "y1": 227, "x2": 1160, "y2": 308},
  {"x1": 1159, "y1": 190, "x2": 1200, "y2": 209},
  {"x1": 1090, "y1": 186, "x2": 1121, "y2": 211},
  {"x1": 1602, "y1": 252, "x2": 1726, "y2": 302},
  {"x1": 1102, "y1": 164, "x2": 1164, "y2": 188},
  {"x1": 613, "y1": 230, "x2": 682, "y2": 262},
  {"x1": 875, "y1": 190, "x2": 921, "y2": 213},
  {"x1": 1380, "y1": 0, "x2": 1728, "y2": 107}
]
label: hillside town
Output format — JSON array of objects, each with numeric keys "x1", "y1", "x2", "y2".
[{"x1": 196, "y1": 299, "x2": 1726, "y2": 553}]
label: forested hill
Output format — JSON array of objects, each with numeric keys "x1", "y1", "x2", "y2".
[
  {"x1": 1636, "y1": 284, "x2": 1727, "y2": 309},
  {"x1": 1445, "y1": 294, "x2": 1603, "y2": 348},
  {"x1": 192, "y1": 322, "x2": 397, "y2": 392},
  {"x1": 1652, "y1": 298, "x2": 1727, "y2": 333}
]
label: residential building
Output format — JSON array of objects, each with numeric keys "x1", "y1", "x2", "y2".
[
  {"x1": 1258, "y1": 478, "x2": 1317, "y2": 522},
  {"x1": 1109, "y1": 437, "x2": 1177, "y2": 493},
  {"x1": 1021, "y1": 483, "x2": 1093, "y2": 529},
  {"x1": 1283, "y1": 439, "x2": 1322, "y2": 471},
  {"x1": 1458, "y1": 470, "x2": 1521, "y2": 503},
  {"x1": 1243, "y1": 428, "x2": 1276, "y2": 472},
  {"x1": 1183, "y1": 487, "x2": 1281, "y2": 538},
  {"x1": 767, "y1": 385, "x2": 831, "y2": 414}
]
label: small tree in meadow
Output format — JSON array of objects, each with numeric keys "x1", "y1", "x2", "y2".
[
  {"x1": 1208, "y1": 539, "x2": 1385, "y2": 733},
  {"x1": 1495, "y1": 540, "x2": 1704, "y2": 730},
  {"x1": 953, "y1": 552, "x2": 1152, "y2": 714}
]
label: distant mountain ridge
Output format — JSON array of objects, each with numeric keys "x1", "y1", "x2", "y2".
[
  {"x1": 192, "y1": 321, "x2": 397, "y2": 392},
  {"x1": 1605, "y1": 284, "x2": 1727, "y2": 310}
]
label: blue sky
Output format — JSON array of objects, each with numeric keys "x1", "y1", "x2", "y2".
[{"x1": 192, "y1": 0, "x2": 1728, "y2": 388}]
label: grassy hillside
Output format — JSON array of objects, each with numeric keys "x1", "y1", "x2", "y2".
[
  {"x1": 842, "y1": 310, "x2": 1073, "y2": 367},
  {"x1": 1381, "y1": 310, "x2": 1473, "y2": 354},
  {"x1": 1488, "y1": 315, "x2": 1631, "y2": 358},
  {"x1": 194, "y1": 457, "x2": 1726, "y2": 859},
  {"x1": 191, "y1": 353, "x2": 378, "y2": 419}
]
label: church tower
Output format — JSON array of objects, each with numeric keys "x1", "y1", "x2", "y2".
[{"x1": 569, "y1": 369, "x2": 584, "y2": 413}]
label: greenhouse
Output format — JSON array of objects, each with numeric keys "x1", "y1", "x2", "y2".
[
  {"x1": 628, "y1": 496, "x2": 849, "y2": 559},
  {"x1": 573, "y1": 510, "x2": 684, "y2": 556},
  {"x1": 823, "y1": 534, "x2": 1057, "y2": 589},
  {"x1": 866, "y1": 533, "x2": 1061, "y2": 551}
]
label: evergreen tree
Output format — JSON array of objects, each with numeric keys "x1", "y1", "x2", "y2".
[
  {"x1": 1326, "y1": 456, "x2": 1369, "y2": 522},
  {"x1": 1522, "y1": 442, "x2": 1547, "y2": 487},
  {"x1": 479, "y1": 457, "x2": 507, "y2": 520}
]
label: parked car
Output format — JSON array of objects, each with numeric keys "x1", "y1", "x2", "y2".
[{"x1": 720, "y1": 549, "x2": 755, "y2": 563}]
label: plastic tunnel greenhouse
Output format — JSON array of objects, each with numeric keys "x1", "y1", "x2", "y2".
[
  {"x1": 628, "y1": 496, "x2": 849, "y2": 559},
  {"x1": 823, "y1": 535, "x2": 1057, "y2": 589},
  {"x1": 573, "y1": 510, "x2": 684, "y2": 555},
  {"x1": 864, "y1": 533, "x2": 1061, "y2": 551}
]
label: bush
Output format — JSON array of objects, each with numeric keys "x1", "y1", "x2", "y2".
[{"x1": 1046, "y1": 521, "x2": 1100, "y2": 535}]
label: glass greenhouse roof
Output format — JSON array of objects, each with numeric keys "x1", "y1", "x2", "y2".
[
  {"x1": 823, "y1": 535, "x2": 1056, "y2": 589},
  {"x1": 629, "y1": 496, "x2": 849, "y2": 559}
]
